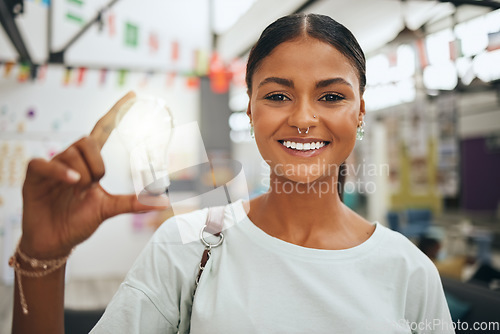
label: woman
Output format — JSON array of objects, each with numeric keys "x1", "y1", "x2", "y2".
[{"x1": 11, "y1": 13, "x2": 454, "y2": 333}]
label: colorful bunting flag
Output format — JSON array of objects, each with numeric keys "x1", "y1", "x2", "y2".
[
  {"x1": 118, "y1": 69, "x2": 128, "y2": 86},
  {"x1": 209, "y1": 52, "x2": 231, "y2": 94},
  {"x1": 4, "y1": 62, "x2": 15, "y2": 77},
  {"x1": 63, "y1": 67, "x2": 73, "y2": 85},
  {"x1": 17, "y1": 63, "x2": 30, "y2": 82},
  {"x1": 99, "y1": 68, "x2": 108, "y2": 85},
  {"x1": 76, "y1": 67, "x2": 87, "y2": 85},
  {"x1": 185, "y1": 76, "x2": 200, "y2": 89}
]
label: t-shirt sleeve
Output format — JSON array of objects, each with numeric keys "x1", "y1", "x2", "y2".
[
  {"x1": 405, "y1": 254, "x2": 455, "y2": 334},
  {"x1": 90, "y1": 211, "x2": 207, "y2": 333},
  {"x1": 89, "y1": 282, "x2": 178, "y2": 333}
]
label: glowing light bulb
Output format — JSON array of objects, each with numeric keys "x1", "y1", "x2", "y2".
[{"x1": 115, "y1": 94, "x2": 174, "y2": 203}]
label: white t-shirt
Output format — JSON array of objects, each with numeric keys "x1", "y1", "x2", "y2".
[{"x1": 91, "y1": 200, "x2": 454, "y2": 334}]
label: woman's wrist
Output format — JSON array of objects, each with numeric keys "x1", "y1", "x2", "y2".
[
  {"x1": 9, "y1": 239, "x2": 72, "y2": 315},
  {"x1": 18, "y1": 234, "x2": 73, "y2": 260}
]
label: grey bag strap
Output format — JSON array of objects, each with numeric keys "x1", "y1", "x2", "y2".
[{"x1": 195, "y1": 206, "x2": 225, "y2": 289}]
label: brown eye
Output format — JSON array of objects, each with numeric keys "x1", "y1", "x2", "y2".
[
  {"x1": 265, "y1": 94, "x2": 290, "y2": 101},
  {"x1": 319, "y1": 94, "x2": 344, "y2": 102}
]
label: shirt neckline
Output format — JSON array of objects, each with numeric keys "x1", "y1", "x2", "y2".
[{"x1": 229, "y1": 199, "x2": 388, "y2": 261}]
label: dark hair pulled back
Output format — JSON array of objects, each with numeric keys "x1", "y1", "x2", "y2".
[{"x1": 245, "y1": 13, "x2": 366, "y2": 94}]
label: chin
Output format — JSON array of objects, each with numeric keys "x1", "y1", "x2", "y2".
[{"x1": 274, "y1": 166, "x2": 333, "y2": 184}]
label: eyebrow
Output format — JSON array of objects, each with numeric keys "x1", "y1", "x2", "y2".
[
  {"x1": 315, "y1": 78, "x2": 353, "y2": 89},
  {"x1": 258, "y1": 77, "x2": 294, "y2": 89}
]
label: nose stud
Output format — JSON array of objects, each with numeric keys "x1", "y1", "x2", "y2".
[{"x1": 297, "y1": 127, "x2": 309, "y2": 134}]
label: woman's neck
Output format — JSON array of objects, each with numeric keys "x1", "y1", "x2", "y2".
[{"x1": 247, "y1": 174, "x2": 373, "y2": 249}]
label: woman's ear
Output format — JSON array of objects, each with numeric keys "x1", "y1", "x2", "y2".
[
  {"x1": 246, "y1": 100, "x2": 252, "y2": 124},
  {"x1": 358, "y1": 99, "x2": 366, "y2": 122}
]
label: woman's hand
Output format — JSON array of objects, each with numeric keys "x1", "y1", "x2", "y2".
[{"x1": 19, "y1": 92, "x2": 162, "y2": 258}]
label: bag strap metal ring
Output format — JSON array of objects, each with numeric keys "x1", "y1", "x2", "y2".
[{"x1": 200, "y1": 225, "x2": 224, "y2": 248}]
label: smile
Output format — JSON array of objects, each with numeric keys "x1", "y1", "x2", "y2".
[{"x1": 278, "y1": 140, "x2": 329, "y2": 151}]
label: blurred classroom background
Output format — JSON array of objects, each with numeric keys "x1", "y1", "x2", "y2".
[{"x1": 1, "y1": 0, "x2": 500, "y2": 332}]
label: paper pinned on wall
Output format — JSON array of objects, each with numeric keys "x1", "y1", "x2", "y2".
[
  {"x1": 149, "y1": 32, "x2": 159, "y2": 54},
  {"x1": 65, "y1": 0, "x2": 85, "y2": 25},
  {"x1": 65, "y1": 12, "x2": 84, "y2": 25},
  {"x1": 171, "y1": 41, "x2": 179, "y2": 62},
  {"x1": 107, "y1": 11, "x2": 116, "y2": 37},
  {"x1": 125, "y1": 22, "x2": 139, "y2": 48}
]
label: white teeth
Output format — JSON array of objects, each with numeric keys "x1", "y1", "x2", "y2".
[{"x1": 281, "y1": 141, "x2": 327, "y2": 151}]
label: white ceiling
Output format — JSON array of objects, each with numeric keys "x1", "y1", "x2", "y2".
[
  {"x1": 0, "y1": 0, "x2": 495, "y2": 69},
  {"x1": 217, "y1": 0, "x2": 493, "y2": 60}
]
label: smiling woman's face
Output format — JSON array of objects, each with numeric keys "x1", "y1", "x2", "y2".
[{"x1": 247, "y1": 37, "x2": 365, "y2": 184}]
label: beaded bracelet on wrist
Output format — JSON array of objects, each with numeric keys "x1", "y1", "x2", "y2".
[{"x1": 8, "y1": 241, "x2": 72, "y2": 315}]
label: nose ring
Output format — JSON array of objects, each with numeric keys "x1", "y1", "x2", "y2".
[{"x1": 298, "y1": 127, "x2": 309, "y2": 134}]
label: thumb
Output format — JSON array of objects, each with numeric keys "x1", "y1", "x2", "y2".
[{"x1": 102, "y1": 193, "x2": 169, "y2": 220}]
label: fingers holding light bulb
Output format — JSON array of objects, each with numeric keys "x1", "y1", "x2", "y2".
[{"x1": 90, "y1": 91, "x2": 137, "y2": 151}]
